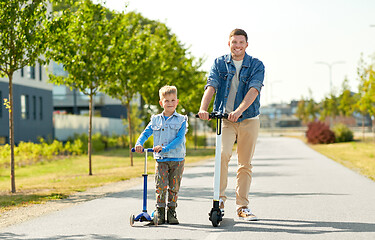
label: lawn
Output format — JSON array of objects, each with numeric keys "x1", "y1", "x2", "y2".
[{"x1": 0, "y1": 147, "x2": 215, "y2": 211}]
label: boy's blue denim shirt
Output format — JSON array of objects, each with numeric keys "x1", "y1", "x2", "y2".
[
  {"x1": 205, "y1": 52, "x2": 265, "y2": 122},
  {"x1": 136, "y1": 111, "x2": 188, "y2": 160}
]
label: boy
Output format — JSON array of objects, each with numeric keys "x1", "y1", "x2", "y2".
[{"x1": 135, "y1": 85, "x2": 188, "y2": 225}]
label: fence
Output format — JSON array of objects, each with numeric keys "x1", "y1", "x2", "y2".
[{"x1": 54, "y1": 114, "x2": 127, "y2": 141}]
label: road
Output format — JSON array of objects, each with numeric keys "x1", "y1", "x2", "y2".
[{"x1": 0, "y1": 136, "x2": 374, "y2": 239}]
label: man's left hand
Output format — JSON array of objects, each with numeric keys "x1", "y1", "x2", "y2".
[{"x1": 228, "y1": 111, "x2": 242, "y2": 122}]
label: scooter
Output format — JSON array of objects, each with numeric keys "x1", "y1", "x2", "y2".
[
  {"x1": 129, "y1": 148, "x2": 158, "y2": 226},
  {"x1": 196, "y1": 112, "x2": 229, "y2": 227}
]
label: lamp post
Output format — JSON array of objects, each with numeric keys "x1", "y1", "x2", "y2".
[{"x1": 315, "y1": 61, "x2": 345, "y2": 93}]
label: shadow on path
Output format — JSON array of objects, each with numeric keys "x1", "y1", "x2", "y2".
[{"x1": 164, "y1": 218, "x2": 375, "y2": 235}]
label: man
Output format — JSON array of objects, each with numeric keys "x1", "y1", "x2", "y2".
[{"x1": 198, "y1": 28, "x2": 265, "y2": 221}]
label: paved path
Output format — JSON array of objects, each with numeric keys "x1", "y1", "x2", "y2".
[{"x1": 0, "y1": 136, "x2": 374, "y2": 239}]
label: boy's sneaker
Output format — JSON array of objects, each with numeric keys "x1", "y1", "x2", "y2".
[
  {"x1": 237, "y1": 207, "x2": 258, "y2": 221},
  {"x1": 219, "y1": 199, "x2": 225, "y2": 216}
]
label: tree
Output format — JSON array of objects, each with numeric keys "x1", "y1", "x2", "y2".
[
  {"x1": 319, "y1": 93, "x2": 339, "y2": 126},
  {"x1": 103, "y1": 11, "x2": 153, "y2": 166},
  {"x1": 46, "y1": 0, "x2": 113, "y2": 175},
  {"x1": 104, "y1": 12, "x2": 206, "y2": 165},
  {"x1": 338, "y1": 78, "x2": 357, "y2": 117},
  {"x1": 355, "y1": 55, "x2": 375, "y2": 140},
  {"x1": 296, "y1": 89, "x2": 319, "y2": 124},
  {"x1": 0, "y1": 0, "x2": 50, "y2": 193},
  {"x1": 138, "y1": 22, "x2": 206, "y2": 114}
]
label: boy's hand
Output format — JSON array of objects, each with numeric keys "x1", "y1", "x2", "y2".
[
  {"x1": 153, "y1": 145, "x2": 162, "y2": 153},
  {"x1": 134, "y1": 145, "x2": 144, "y2": 153}
]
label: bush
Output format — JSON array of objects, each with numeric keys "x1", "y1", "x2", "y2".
[
  {"x1": 333, "y1": 123, "x2": 354, "y2": 143},
  {"x1": 306, "y1": 121, "x2": 335, "y2": 144},
  {"x1": 186, "y1": 134, "x2": 207, "y2": 148},
  {"x1": 92, "y1": 133, "x2": 105, "y2": 152}
]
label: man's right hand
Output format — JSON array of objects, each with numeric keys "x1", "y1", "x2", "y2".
[{"x1": 198, "y1": 110, "x2": 210, "y2": 120}]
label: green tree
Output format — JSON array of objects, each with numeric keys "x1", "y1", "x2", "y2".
[
  {"x1": 296, "y1": 89, "x2": 319, "y2": 124},
  {"x1": 0, "y1": 0, "x2": 50, "y2": 193},
  {"x1": 338, "y1": 78, "x2": 357, "y2": 117},
  {"x1": 319, "y1": 93, "x2": 339, "y2": 126},
  {"x1": 355, "y1": 55, "x2": 375, "y2": 140},
  {"x1": 138, "y1": 22, "x2": 206, "y2": 113},
  {"x1": 46, "y1": 0, "x2": 113, "y2": 175},
  {"x1": 104, "y1": 12, "x2": 206, "y2": 164},
  {"x1": 103, "y1": 11, "x2": 153, "y2": 166}
]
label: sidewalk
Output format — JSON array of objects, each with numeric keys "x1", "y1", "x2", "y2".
[{"x1": 0, "y1": 136, "x2": 374, "y2": 239}]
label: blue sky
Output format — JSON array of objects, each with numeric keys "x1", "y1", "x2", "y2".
[{"x1": 101, "y1": 0, "x2": 375, "y2": 105}]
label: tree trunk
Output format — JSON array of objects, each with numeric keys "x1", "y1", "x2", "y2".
[
  {"x1": 88, "y1": 94, "x2": 93, "y2": 175},
  {"x1": 194, "y1": 116, "x2": 197, "y2": 150},
  {"x1": 8, "y1": 74, "x2": 16, "y2": 193},
  {"x1": 126, "y1": 101, "x2": 134, "y2": 167},
  {"x1": 372, "y1": 116, "x2": 375, "y2": 143},
  {"x1": 362, "y1": 115, "x2": 365, "y2": 141}
]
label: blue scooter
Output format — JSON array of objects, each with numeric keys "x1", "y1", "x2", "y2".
[{"x1": 129, "y1": 148, "x2": 158, "y2": 226}]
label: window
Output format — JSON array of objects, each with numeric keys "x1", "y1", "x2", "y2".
[
  {"x1": 28, "y1": 66, "x2": 35, "y2": 79},
  {"x1": 21, "y1": 68, "x2": 24, "y2": 77},
  {"x1": 21, "y1": 94, "x2": 29, "y2": 120},
  {"x1": 39, "y1": 63, "x2": 42, "y2": 81},
  {"x1": 39, "y1": 96, "x2": 43, "y2": 120},
  {"x1": 33, "y1": 96, "x2": 36, "y2": 120}
]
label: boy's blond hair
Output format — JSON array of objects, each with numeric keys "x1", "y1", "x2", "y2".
[{"x1": 159, "y1": 85, "x2": 178, "y2": 99}]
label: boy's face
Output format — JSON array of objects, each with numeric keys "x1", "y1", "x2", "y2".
[{"x1": 159, "y1": 93, "x2": 179, "y2": 115}]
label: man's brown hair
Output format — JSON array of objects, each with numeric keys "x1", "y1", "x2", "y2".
[{"x1": 229, "y1": 28, "x2": 248, "y2": 42}]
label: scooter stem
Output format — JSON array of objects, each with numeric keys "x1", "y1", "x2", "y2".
[{"x1": 213, "y1": 118, "x2": 222, "y2": 201}]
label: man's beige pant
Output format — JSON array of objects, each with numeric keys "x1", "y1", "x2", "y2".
[{"x1": 220, "y1": 118, "x2": 259, "y2": 210}]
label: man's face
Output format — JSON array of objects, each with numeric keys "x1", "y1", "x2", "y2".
[{"x1": 228, "y1": 35, "x2": 248, "y2": 60}]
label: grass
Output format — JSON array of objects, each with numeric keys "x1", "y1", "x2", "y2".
[{"x1": 0, "y1": 147, "x2": 215, "y2": 211}]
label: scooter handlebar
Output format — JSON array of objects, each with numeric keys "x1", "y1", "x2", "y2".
[
  {"x1": 195, "y1": 112, "x2": 242, "y2": 119},
  {"x1": 131, "y1": 148, "x2": 154, "y2": 153}
]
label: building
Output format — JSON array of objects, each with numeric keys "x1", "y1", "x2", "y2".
[
  {"x1": 0, "y1": 63, "x2": 54, "y2": 144},
  {"x1": 260, "y1": 101, "x2": 302, "y2": 128},
  {"x1": 52, "y1": 62, "x2": 128, "y2": 119}
]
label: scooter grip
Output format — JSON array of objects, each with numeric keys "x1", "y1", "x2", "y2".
[{"x1": 131, "y1": 148, "x2": 154, "y2": 152}]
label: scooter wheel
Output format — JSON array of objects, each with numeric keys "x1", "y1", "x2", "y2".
[
  {"x1": 130, "y1": 214, "x2": 135, "y2": 227},
  {"x1": 211, "y1": 210, "x2": 219, "y2": 227},
  {"x1": 153, "y1": 211, "x2": 158, "y2": 226}
]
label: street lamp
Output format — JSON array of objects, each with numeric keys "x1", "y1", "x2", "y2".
[{"x1": 315, "y1": 61, "x2": 345, "y2": 93}]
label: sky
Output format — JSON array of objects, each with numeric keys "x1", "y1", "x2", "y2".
[{"x1": 101, "y1": 0, "x2": 375, "y2": 106}]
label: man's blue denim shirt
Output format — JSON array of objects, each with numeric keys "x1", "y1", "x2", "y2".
[{"x1": 205, "y1": 52, "x2": 265, "y2": 122}]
